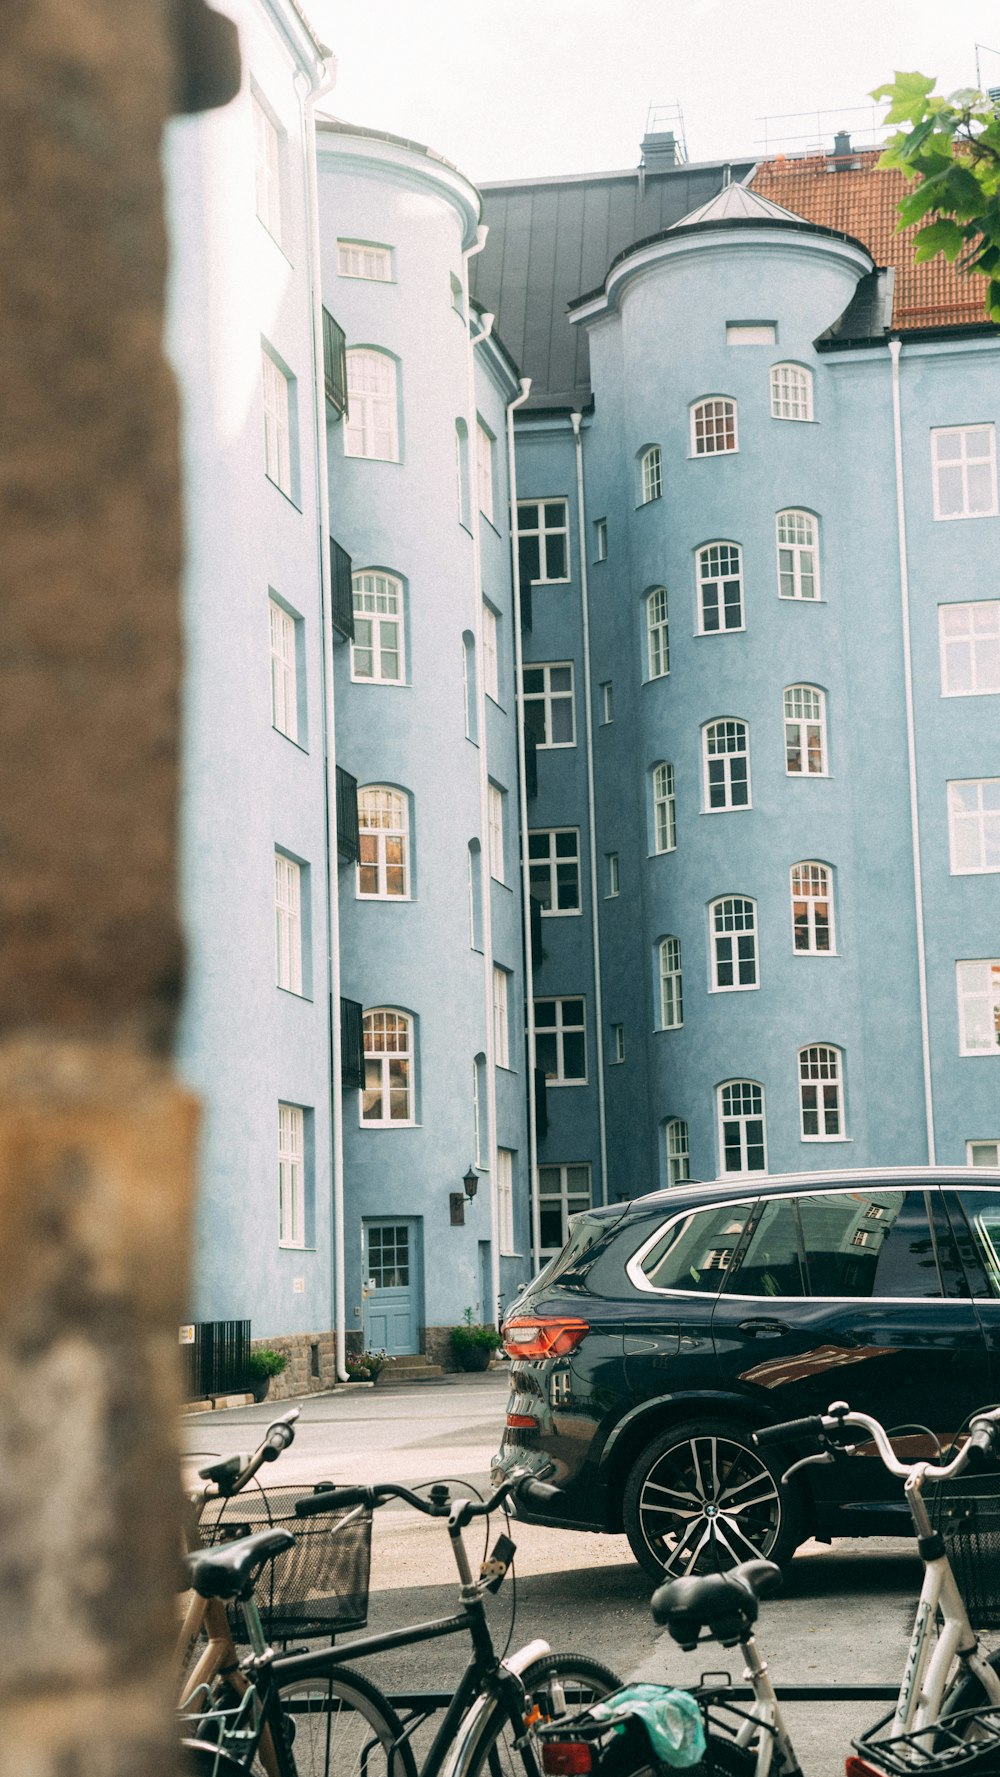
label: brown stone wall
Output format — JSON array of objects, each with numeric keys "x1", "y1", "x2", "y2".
[{"x1": 252, "y1": 1331, "x2": 339, "y2": 1398}]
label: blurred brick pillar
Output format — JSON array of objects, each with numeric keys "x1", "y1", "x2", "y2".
[{"x1": 0, "y1": 4, "x2": 237, "y2": 1772}]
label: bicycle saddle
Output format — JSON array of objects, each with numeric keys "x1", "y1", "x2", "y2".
[
  {"x1": 650, "y1": 1558, "x2": 781, "y2": 1651},
  {"x1": 186, "y1": 1528, "x2": 294, "y2": 1601}
]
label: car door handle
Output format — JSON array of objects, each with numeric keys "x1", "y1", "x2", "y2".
[{"x1": 737, "y1": 1318, "x2": 791, "y2": 1337}]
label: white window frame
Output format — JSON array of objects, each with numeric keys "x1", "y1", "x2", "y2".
[
  {"x1": 784, "y1": 685, "x2": 828, "y2": 776},
  {"x1": 958, "y1": 960, "x2": 1000, "y2": 1055},
  {"x1": 690, "y1": 397, "x2": 738, "y2": 457},
  {"x1": 640, "y1": 446, "x2": 663, "y2": 504},
  {"x1": 799, "y1": 1044, "x2": 845, "y2": 1139},
  {"x1": 697, "y1": 543, "x2": 744, "y2": 634},
  {"x1": 939, "y1": 601, "x2": 1000, "y2": 696},
  {"x1": 612, "y1": 1024, "x2": 625, "y2": 1064},
  {"x1": 337, "y1": 240, "x2": 392, "y2": 282},
  {"x1": 777, "y1": 510, "x2": 820, "y2": 600},
  {"x1": 665, "y1": 1118, "x2": 690, "y2": 1186},
  {"x1": 647, "y1": 588, "x2": 670, "y2": 678},
  {"x1": 932, "y1": 425, "x2": 998, "y2": 521},
  {"x1": 358, "y1": 786, "x2": 410, "y2": 899},
  {"x1": 607, "y1": 853, "x2": 620, "y2": 897},
  {"x1": 497, "y1": 1147, "x2": 516, "y2": 1254},
  {"x1": 710, "y1": 896, "x2": 758, "y2": 992},
  {"x1": 948, "y1": 779, "x2": 1000, "y2": 874},
  {"x1": 537, "y1": 1162, "x2": 592, "y2": 1261},
  {"x1": 269, "y1": 599, "x2": 298, "y2": 741},
  {"x1": 653, "y1": 762, "x2": 676, "y2": 854},
  {"x1": 487, "y1": 782, "x2": 505, "y2": 882},
  {"x1": 455, "y1": 420, "x2": 470, "y2": 527},
  {"x1": 278, "y1": 1102, "x2": 305, "y2": 1248},
  {"x1": 476, "y1": 422, "x2": 495, "y2": 524},
  {"x1": 791, "y1": 861, "x2": 835, "y2": 954},
  {"x1": 534, "y1": 997, "x2": 587, "y2": 1086},
  {"x1": 528, "y1": 828, "x2": 581, "y2": 917},
  {"x1": 727, "y1": 322, "x2": 776, "y2": 345},
  {"x1": 261, "y1": 349, "x2": 292, "y2": 496},
  {"x1": 344, "y1": 349, "x2": 399, "y2": 462},
  {"x1": 770, "y1": 362, "x2": 814, "y2": 421},
  {"x1": 595, "y1": 519, "x2": 608, "y2": 561},
  {"x1": 482, "y1": 603, "x2": 500, "y2": 703},
  {"x1": 275, "y1": 852, "x2": 303, "y2": 994},
  {"x1": 517, "y1": 499, "x2": 570, "y2": 584},
  {"x1": 717, "y1": 1080, "x2": 768, "y2": 1175},
  {"x1": 473, "y1": 1057, "x2": 483, "y2": 1166},
  {"x1": 703, "y1": 720, "x2": 751, "y2": 811},
  {"x1": 600, "y1": 681, "x2": 614, "y2": 724},
  {"x1": 252, "y1": 92, "x2": 282, "y2": 244},
  {"x1": 493, "y1": 966, "x2": 510, "y2": 1068},
  {"x1": 362, "y1": 1009, "x2": 414, "y2": 1124},
  {"x1": 659, "y1": 937, "x2": 683, "y2": 1029},
  {"x1": 968, "y1": 1140, "x2": 1000, "y2": 1167},
  {"x1": 523, "y1": 662, "x2": 575, "y2": 748},
  {"x1": 351, "y1": 571, "x2": 404, "y2": 684}
]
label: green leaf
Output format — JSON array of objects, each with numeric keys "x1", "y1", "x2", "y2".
[{"x1": 913, "y1": 216, "x2": 968, "y2": 260}]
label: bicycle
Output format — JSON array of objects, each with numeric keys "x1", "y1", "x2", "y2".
[
  {"x1": 532, "y1": 1399, "x2": 1000, "y2": 1777},
  {"x1": 180, "y1": 1472, "x2": 621, "y2": 1777}
]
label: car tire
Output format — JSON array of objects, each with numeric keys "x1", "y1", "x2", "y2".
[{"x1": 622, "y1": 1417, "x2": 803, "y2": 1581}]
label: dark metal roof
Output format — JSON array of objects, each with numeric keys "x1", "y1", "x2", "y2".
[
  {"x1": 814, "y1": 268, "x2": 892, "y2": 351},
  {"x1": 471, "y1": 159, "x2": 754, "y2": 411}
]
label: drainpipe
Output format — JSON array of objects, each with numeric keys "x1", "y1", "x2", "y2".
[
  {"x1": 570, "y1": 413, "x2": 609, "y2": 1205},
  {"x1": 301, "y1": 61, "x2": 350, "y2": 1379},
  {"x1": 506, "y1": 377, "x2": 537, "y2": 1269},
  {"x1": 462, "y1": 224, "x2": 505, "y2": 1327},
  {"x1": 889, "y1": 337, "x2": 936, "y2": 1164}
]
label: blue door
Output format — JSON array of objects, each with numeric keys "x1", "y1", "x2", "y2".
[{"x1": 363, "y1": 1218, "x2": 420, "y2": 1355}]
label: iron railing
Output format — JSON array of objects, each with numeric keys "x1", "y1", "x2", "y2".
[
  {"x1": 322, "y1": 308, "x2": 348, "y2": 415},
  {"x1": 534, "y1": 1067, "x2": 548, "y2": 1139},
  {"x1": 519, "y1": 581, "x2": 532, "y2": 631},
  {"x1": 330, "y1": 535, "x2": 354, "y2": 640},
  {"x1": 181, "y1": 1319, "x2": 251, "y2": 1400},
  {"x1": 529, "y1": 893, "x2": 543, "y2": 960},
  {"x1": 524, "y1": 726, "x2": 538, "y2": 798},
  {"x1": 340, "y1": 996, "x2": 365, "y2": 1090},
  {"x1": 336, "y1": 765, "x2": 360, "y2": 862}
]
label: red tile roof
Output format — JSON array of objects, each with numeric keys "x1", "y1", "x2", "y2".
[{"x1": 750, "y1": 150, "x2": 992, "y2": 331}]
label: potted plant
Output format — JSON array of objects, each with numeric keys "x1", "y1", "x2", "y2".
[
  {"x1": 344, "y1": 1348, "x2": 387, "y2": 1383},
  {"x1": 247, "y1": 1347, "x2": 288, "y2": 1403},
  {"x1": 450, "y1": 1310, "x2": 503, "y2": 1373}
]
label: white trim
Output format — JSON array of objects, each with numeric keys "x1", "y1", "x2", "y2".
[
  {"x1": 278, "y1": 1101, "x2": 306, "y2": 1249},
  {"x1": 534, "y1": 994, "x2": 588, "y2": 1086},
  {"x1": 948, "y1": 779, "x2": 1000, "y2": 874},
  {"x1": 269, "y1": 598, "x2": 298, "y2": 740},
  {"x1": 361, "y1": 1008, "x2": 415, "y2": 1125},
  {"x1": 709, "y1": 895, "x2": 758, "y2": 992},
  {"x1": 717, "y1": 1079, "x2": 768, "y2": 1177},
  {"x1": 931, "y1": 423, "x2": 998, "y2": 521},
  {"x1": 690, "y1": 396, "x2": 738, "y2": 457},
  {"x1": 357, "y1": 785, "x2": 410, "y2": 899},
  {"x1": 776, "y1": 509, "x2": 820, "y2": 601},
  {"x1": 798, "y1": 1042, "x2": 845, "y2": 1140},
  {"x1": 957, "y1": 959, "x2": 1000, "y2": 1056},
  {"x1": 337, "y1": 239, "x2": 393, "y2": 281},
  {"x1": 790, "y1": 860, "x2": 836, "y2": 955},
  {"x1": 522, "y1": 660, "x2": 576, "y2": 747},
  {"x1": 274, "y1": 852, "x2": 303, "y2": 994},
  {"x1": 697, "y1": 542, "x2": 744, "y2": 634},
  {"x1": 939, "y1": 600, "x2": 1000, "y2": 697},
  {"x1": 351, "y1": 571, "x2": 405, "y2": 684},
  {"x1": 344, "y1": 348, "x2": 399, "y2": 461},
  {"x1": 770, "y1": 362, "x2": 814, "y2": 422},
  {"x1": 702, "y1": 718, "x2": 751, "y2": 811},
  {"x1": 784, "y1": 683, "x2": 828, "y2": 776},
  {"x1": 516, "y1": 496, "x2": 570, "y2": 583}
]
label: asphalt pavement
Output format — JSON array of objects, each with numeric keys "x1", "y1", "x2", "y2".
[{"x1": 180, "y1": 1370, "x2": 989, "y2": 1777}]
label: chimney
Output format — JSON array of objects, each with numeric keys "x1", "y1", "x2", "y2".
[
  {"x1": 832, "y1": 129, "x2": 853, "y2": 167},
  {"x1": 641, "y1": 129, "x2": 681, "y2": 173}
]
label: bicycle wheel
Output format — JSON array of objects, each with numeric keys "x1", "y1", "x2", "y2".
[
  {"x1": 459, "y1": 1652, "x2": 621, "y2": 1777},
  {"x1": 183, "y1": 1740, "x2": 249, "y2": 1776},
  {"x1": 255, "y1": 1666, "x2": 419, "y2": 1777}
]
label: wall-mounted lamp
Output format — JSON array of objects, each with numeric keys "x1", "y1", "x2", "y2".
[
  {"x1": 463, "y1": 1166, "x2": 479, "y2": 1201},
  {"x1": 450, "y1": 1167, "x2": 479, "y2": 1227}
]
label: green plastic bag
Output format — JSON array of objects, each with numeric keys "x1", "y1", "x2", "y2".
[{"x1": 588, "y1": 1683, "x2": 706, "y2": 1770}]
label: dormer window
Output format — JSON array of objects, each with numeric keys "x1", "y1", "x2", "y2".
[{"x1": 690, "y1": 398, "x2": 737, "y2": 456}]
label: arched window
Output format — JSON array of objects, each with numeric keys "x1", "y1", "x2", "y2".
[
  {"x1": 798, "y1": 1044, "x2": 844, "y2": 1139},
  {"x1": 351, "y1": 570, "x2": 404, "y2": 683},
  {"x1": 710, "y1": 896, "x2": 758, "y2": 990},
  {"x1": 776, "y1": 510, "x2": 819, "y2": 600},
  {"x1": 344, "y1": 348, "x2": 399, "y2": 460},
  {"x1": 665, "y1": 1118, "x2": 689, "y2": 1187},
  {"x1": 467, "y1": 839, "x2": 483, "y2": 949},
  {"x1": 652, "y1": 762, "x2": 676, "y2": 853},
  {"x1": 770, "y1": 363, "x2": 813, "y2": 422},
  {"x1": 659, "y1": 937, "x2": 683, "y2": 1028},
  {"x1": 358, "y1": 787, "x2": 409, "y2": 898},
  {"x1": 362, "y1": 1009, "x2": 413, "y2": 1123},
  {"x1": 640, "y1": 445, "x2": 663, "y2": 503},
  {"x1": 455, "y1": 418, "x2": 471, "y2": 526},
  {"x1": 718, "y1": 1080, "x2": 767, "y2": 1174},
  {"x1": 647, "y1": 588, "x2": 669, "y2": 679},
  {"x1": 691, "y1": 397, "x2": 738, "y2": 456},
  {"x1": 703, "y1": 719, "x2": 750, "y2": 810},
  {"x1": 791, "y1": 862, "x2": 834, "y2": 953},
  {"x1": 697, "y1": 543, "x2": 744, "y2": 632},
  {"x1": 784, "y1": 685, "x2": 827, "y2": 775}
]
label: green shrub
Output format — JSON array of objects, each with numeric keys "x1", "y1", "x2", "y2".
[{"x1": 248, "y1": 1347, "x2": 288, "y2": 1380}]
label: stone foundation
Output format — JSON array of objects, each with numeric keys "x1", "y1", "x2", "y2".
[{"x1": 251, "y1": 1331, "x2": 339, "y2": 1399}]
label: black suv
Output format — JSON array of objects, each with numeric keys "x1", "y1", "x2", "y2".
[{"x1": 492, "y1": 1168, "x2": 1000, "y2": 1578}]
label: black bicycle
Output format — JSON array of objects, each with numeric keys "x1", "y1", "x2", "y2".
[{"x1": 181, "y1": 1473, "x2": 620, "y2": 1777}]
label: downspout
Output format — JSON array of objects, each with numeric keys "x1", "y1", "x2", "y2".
[
  {"x1": 889, "y1": 337, "x2": 936, "y2": 1164},
  {"x1": 570, "y1": 413, "x2": 609, "y2": 1204},
  {"x1": 462, "y1": 225, "x2": 504, "y2": 1326},
  {"x1": 506, "y1": 377, "x2": 537, "y2": 1271},
  {"x1": 302, "y1": 64, "x2": 350, "y2": 1379}
]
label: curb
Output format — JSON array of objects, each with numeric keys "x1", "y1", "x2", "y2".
[{"x1": 180, "y1": 1381, "x2": 377, "y2": 1415}]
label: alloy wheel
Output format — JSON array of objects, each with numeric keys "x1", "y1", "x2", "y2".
[{"x1": 634, "y1": 1430, "x2": 782, "y2": 1576}]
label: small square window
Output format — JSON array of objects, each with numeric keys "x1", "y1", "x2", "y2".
[
  {"x1": 611, "y1": 1024, "x2": 625, "y2": 1063},
  {"x1": 338, "y1": 240, "x2": 393, "y2": 281},
  {"x1": 594, "y1": 519, "x2": 608, "y2": 561},
  {"x1": 600, "y1": 681, "x2": 614, "y2": 724},
  {"x1": 726, "y1": 322, "x2": 776, "y2": 345}
]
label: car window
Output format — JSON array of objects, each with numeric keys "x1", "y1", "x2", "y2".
[
  {"x1": 725, "y1": 1197, "x2": 806, "y2": 1297},
  {"x1": 797, "y1": 1189, "x2": 941, "y2": 1298},
  {"x1": 638, "y1": 1201, "x2": 755, "y2": 1293},
  {"x1": 948, "y1": 1188, "x2": 1000, "y2": 1299},
  {"x1": 539, "y1": 1211, "x2": 619, "y2": 1287}
]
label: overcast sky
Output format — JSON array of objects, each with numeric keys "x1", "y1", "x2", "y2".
[{"x1": 308, "y1": 0, "x2": 1000, "y2": 184}]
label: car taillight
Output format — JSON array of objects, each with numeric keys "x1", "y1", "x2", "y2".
[
  {"x1": 506, "y1": 1412, "x2": 539, "y2": 1430},
  {"x1": 541, "y1": 1744, "x2": 593, "y2": 1774},
  {"x1": 845, "y1": 1760, "x2": 885, "y2": 1777},
  {"x1": 503, "y1": 1317, "x2": 590, "y2": 1360}
]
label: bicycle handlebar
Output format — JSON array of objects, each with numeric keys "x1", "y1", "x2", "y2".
[
  {"x1": 293, "y1": 1472, "x2": 557, "y2": 1520},
  {"x1": 753, "y1": 1400, "x2": 1000, "y2": 1483},
  {"x1": 195, "y1": 1407, "x2": 301, "y2": 1498}
]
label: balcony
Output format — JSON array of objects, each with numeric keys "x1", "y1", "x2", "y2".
[
  {"x1": 534, "y1": 1067, "x2": 548, "y2": 1140},
  {"x1": 340, "y1": 997, "x2": 365, "y2": 1090},
  {"x1": 524, "y1": 726, "x2": 538, "y2": 799},
  {"x1": 529, "y1": 893, "x2": 543, "y2": 961},
  {"x1": 330, "y1": 535, "x2": 354, "y2": 641},
  {"x1": 520, "y1": 581, "x2": 532, "y2": 632},
  {"x1": 335, "y1": 765, "x2": 360, "y2": 863},
  {"x1": 322, "y1": 308, "x2": 348, "y2": 416}
]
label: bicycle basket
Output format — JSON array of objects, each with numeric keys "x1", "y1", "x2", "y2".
[
  {"x1": 198, "y1": 1484, "x2": 372, "y2": 1640},
  {"x1": 855, "y1": 1702, "x2": 1000, "y2": 1775},
  {"x1": 928, "y1": 1474, "x2": 1000, "y2": 1631}
]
